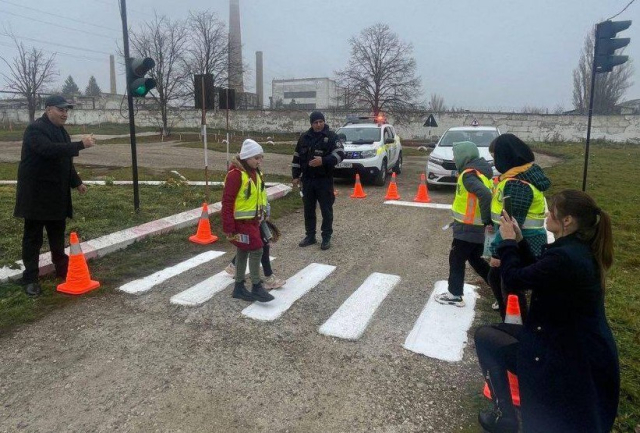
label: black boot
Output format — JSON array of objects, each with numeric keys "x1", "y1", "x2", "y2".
[
  {"x1": 232, "y1": 281, "x2": 254, "y2": 301},
  {"x1": 251, "y1": 282, "x2": 274, "y2": 302},
  {"x1": 478, "y1": 369, "x2": 518, "y2": 433},
  {"x1": 478, "y1": 409, "x2": 518, "y2": 433},
  {"x1": 298, "y1": 236, "x2": 316, "y2": 247},
  {"x1": 24, "y1": 282, "x2": 42, "y2": 297},
  {"x1": 320, "y1": 237, "x2": 331, "y2": 250}
]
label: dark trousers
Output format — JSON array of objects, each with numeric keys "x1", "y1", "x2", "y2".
[
  {"x1": 232, "y1": 243, "x2": 272, "y2": 276},
  {"x1": 475, "y1": 324, "x2": 521, "y2": 411},
  {"x1": 21, "y1": 219, "x2": 68, "y2": 283},
  {"x1": 488, "y1": 266, "x2": 528, "y2": 322},
  {"x1": 302, "y1": 177, "x2": 334, "y2": 240},
  {"x1": 448, "y1": 238, "x2": 490, "y2": 296}
]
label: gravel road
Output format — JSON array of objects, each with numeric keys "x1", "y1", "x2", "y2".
[{"x1": 0, "y1": 137, "x2": 559, "y2": 432}]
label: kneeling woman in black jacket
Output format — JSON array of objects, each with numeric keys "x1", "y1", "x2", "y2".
[{"x1": 475, "y1": 190, "x2": 619, "y2": 433}]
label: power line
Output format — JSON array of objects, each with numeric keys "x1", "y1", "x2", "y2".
[
  {"x1": 92, "y1": 0, "x2": 145, "y2": 15},
  {"x1": 607, "y1": 0, "x2": 636, "y2": 20},
  {"x1": 0, "y1": 0, "x2": 119, "y2": 32},
  {"x1": 0, "y1": 39, "x2": 109, "y2": 63},
  {"x1": 0, "y1": 32, "x2": 113, "y2": 56},
  {"x1": 0, "y1": 9, "x2": 116, "y2": 39}
]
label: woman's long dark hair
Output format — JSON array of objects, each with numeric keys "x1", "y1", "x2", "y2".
[{"x1": 550, "y1": 190, "x2": 613, "y2": 289}]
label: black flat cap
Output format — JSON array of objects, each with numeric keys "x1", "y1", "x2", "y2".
[{"x1": 45, "y1": 95, "x2": 74, "y2": 109}]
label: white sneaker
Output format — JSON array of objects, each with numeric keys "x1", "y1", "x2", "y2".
[
  {"x1": 435, "y1": 292, "x2": 466, "y2": 307},
  {"x1": 224, "y1": 263, "x2": 236, "y2": 276},
  {"x1": 263, "y1": 274, "x2": 286, "y2": 290}
]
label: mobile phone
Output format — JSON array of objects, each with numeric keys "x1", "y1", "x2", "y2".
[{"x1": 503, "y1": 195, "x2": 512, "y2": 217}]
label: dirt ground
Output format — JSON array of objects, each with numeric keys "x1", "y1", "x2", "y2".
[{"x1": 0, "y1": 138, "x2": 559, "y2": 432}]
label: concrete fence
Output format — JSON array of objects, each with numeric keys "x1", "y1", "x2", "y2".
[{"x1": 1, "y1": 108, "x2": 639, "y2": 143}]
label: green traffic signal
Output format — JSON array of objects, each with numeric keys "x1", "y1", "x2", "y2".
[{"x1": 128, "y1": 57, "x2": 156, "y2": 97}]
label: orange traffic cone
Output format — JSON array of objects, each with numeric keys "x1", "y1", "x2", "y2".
[
  {"x1": 413, "y1": 173, "x2": 431, "y2": 203},
  {"x1": 350, "y1": 174, "x2": 367, "y2": 198},
  {"x1": 482, "y1": 371, "x2": 521, "y2": 407},
  {"x1": 385, "y1": 172, "x2": 401, "y2": 200},
  {"x1": 189, "y1": 203, "x2": 219, "y2": 244},
  {"x1": 57, "y1": 232, "x2": 100, "y2": 295},
  {"x1": 505, "y1": 294, "x2": 523, "y2": 325}
]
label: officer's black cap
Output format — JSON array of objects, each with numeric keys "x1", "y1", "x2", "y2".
[{"x1": 45, "y1": 95, "x2": 74, "y2": 109}]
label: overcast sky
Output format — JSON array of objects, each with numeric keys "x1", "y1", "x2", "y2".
[{"x1": 1, "y1": 0, "x2": 638, "y2": 112}]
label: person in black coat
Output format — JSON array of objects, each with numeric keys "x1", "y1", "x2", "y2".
[
  {"x1": 14, "y1": 95, "x2": 96, "y2": 296},
  {"x1": 474, "y1": 189, "x2": 619, "y2": 433},
  {"x1": 291, "y1": 111, "x2": 345, "y2": 250}
]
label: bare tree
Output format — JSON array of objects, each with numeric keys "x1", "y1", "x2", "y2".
[
  {"x1": 184, "y1": 11, "x2": 229, "y2": 102},
  {"x1": 129, "y1": 14, "x2": 190, "y2": 135},
  {"x1": 336, "y1": 23, "x2": 421, "y2": 116},
  {"x1": 0, "y1": 34, "x2": 57, "y2": 121},
  {"x1": 572, "y1": 31, "x2": 634, "y2": 114},
  {"x1": 428, "y1": 93, "x2": 446, "y2": 112}
]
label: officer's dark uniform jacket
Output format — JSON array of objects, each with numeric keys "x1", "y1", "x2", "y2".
[
  {"x1": 14, "y1": 113, "x2": 84, "y2": 220},
  {"x1": 291, "y1": 124, "x2": 344, "y2": 179}
]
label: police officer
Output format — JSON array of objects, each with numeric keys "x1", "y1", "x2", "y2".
[{"x1": 292, "y1": 111, "x2": 345, "y2": 250}]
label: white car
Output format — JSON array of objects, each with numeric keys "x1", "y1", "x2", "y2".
[
  {"x1": 334, "y1": 120, "x2": 403, "y2": 186},
  {"x1": 426, "y1": 125, "x2": 500, "y2": 186}
]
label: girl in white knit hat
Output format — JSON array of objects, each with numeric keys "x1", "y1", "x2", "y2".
[{"x1": 221, "y1": 139, "x2": 283, "y2": 302}]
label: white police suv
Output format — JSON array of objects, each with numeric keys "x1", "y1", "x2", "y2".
[
  {"x1": 426, "y1": 124, "x2": 500, "y2": 187},
  {"x1": 334, "y1": 116, "x2": 403, "y2": 186}
]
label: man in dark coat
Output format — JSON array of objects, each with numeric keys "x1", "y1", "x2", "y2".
[
  {"x1": 291, "y1": 111, "x2": 345, "y2": 250},
  {"x1": 14, "y1": 95, "x2": 95, "y2": 296}
]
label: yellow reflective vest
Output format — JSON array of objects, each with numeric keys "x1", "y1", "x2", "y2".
[
  {"x1": 451, "y1": 169, "x2": 493, "y2": 226},
  {"x1": 491, "y1": 178, "x2": 546, "y2": 228},
  {"x1": 227, "y1": 169, "x2": 267, "y2": 220}
]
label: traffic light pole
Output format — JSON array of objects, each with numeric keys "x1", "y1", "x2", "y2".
[
  {"x1": 119, "y1": 0, "x2": 141, "y2": 211},
  {"x1": 201, "y1": 75, "x2": 209, "y2": 202},
  {"x1": 226, "y1": 88, "x2": 230, "y2": 171},
  {"x1": 582, "y1": 36, "x2": 599, "y2": 192}
]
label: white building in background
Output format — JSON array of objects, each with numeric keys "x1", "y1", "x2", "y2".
[{"x1": 271, "y1": 77, "x2": 343, "y2": 110}]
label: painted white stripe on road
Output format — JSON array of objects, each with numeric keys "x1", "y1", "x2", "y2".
[
  {"x1": 170, "y1": 271, "x2": 235, "y2": 306},
  {"x1": 170, "y1": 257, "x2": 275, "y2": 306},
  {"x1": 117, "y1": 251, "x2": 225, "y2": 294},
  {"x1": 403, "y1": 280, "x2": 478, "y2": 362},
  {"x1": 384, "y1": 200, "x2": 452, "y2": 210},
  {"x1": 319, "y1": 272, "x2": 401, "y2": 340},
  {"x1": 242, "y1": 263, "x2": 336, "y2": 321}
]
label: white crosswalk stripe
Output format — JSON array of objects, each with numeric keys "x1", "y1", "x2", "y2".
[
  {"x1": 318, "y1": 272, "x2": 401, "y2": 340},
  {"x1": 242, "y1": 263, "x2": 336, "y2": 322},
  {"x1": 170, "y1": 257, "x2": 276, "y2": 306},
  {"x1": 170, "y1": 271, "x2": 235, "y2": 306},
  {"x1": 117, "y1": 251, "x2": 225, "y2": 294},
  {"x1": 403, "y1": 280, "x2": 478, "y2": 362}
]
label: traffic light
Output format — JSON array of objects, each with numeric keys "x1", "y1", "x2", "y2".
[
  {"x1": 128, "y1": 57, "x2": 156, "y2": 97},
  {"x1": 595, "y1": 20, "x2": 632, "y2": 73}
]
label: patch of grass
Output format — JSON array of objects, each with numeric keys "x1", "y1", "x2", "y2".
[
  {"x1": 0, "y1": 163, "x2": 295, "y2": 268},
  {"x1": 0, "y1": 184, "x2": 302, "y2": 332},
  {"x1": 0, "y1": 122, "x2": 162, "y2": 141}
]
